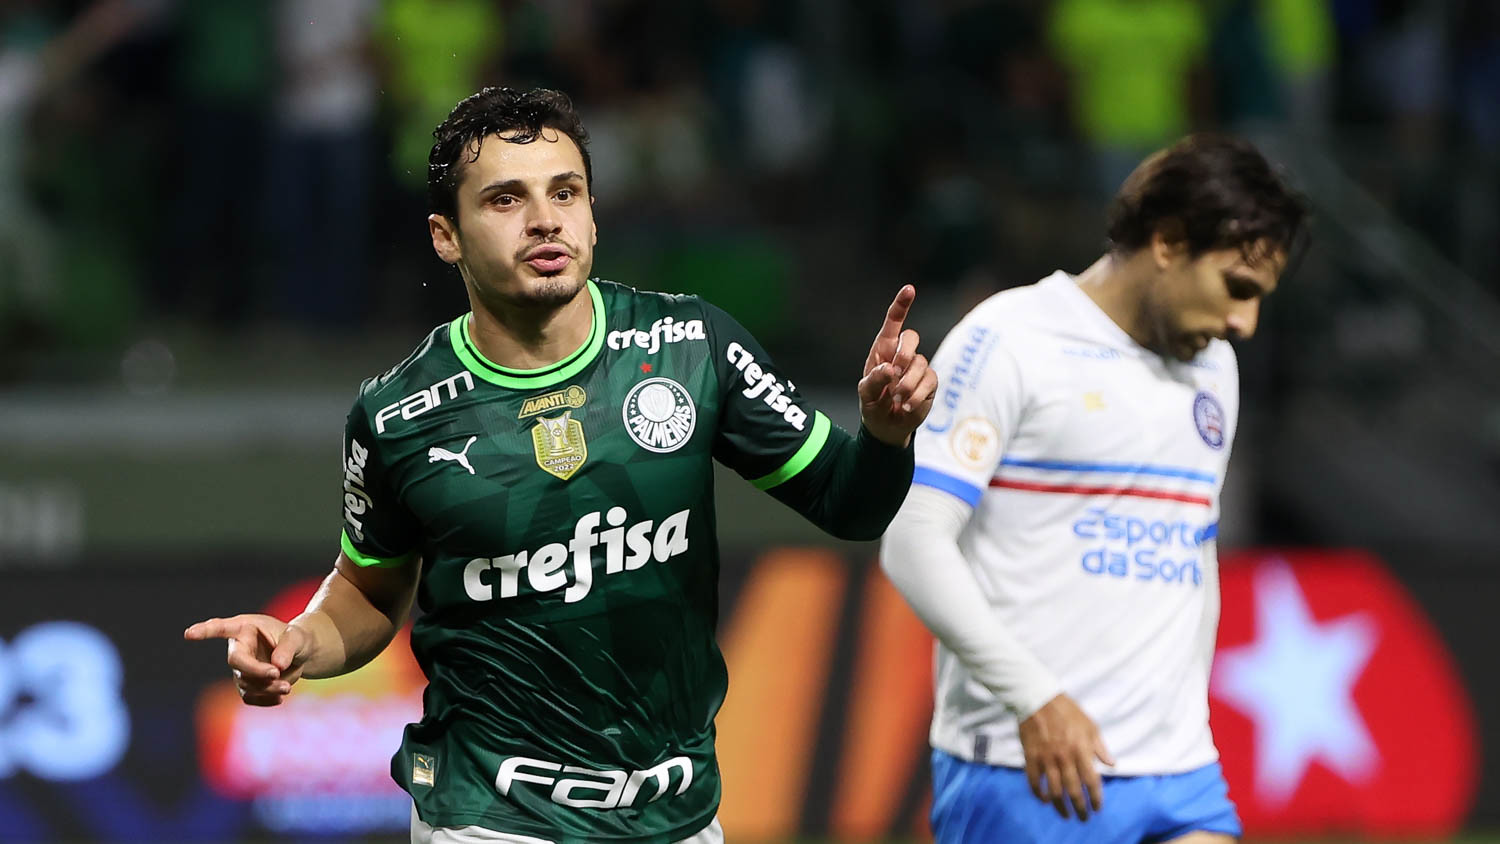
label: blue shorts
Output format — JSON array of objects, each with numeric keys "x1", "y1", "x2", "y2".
[{"x1": 930, "y1": 750, "x2": 1242, "y2": 844}]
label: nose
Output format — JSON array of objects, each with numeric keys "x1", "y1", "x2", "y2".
[
  {"x1": 1225, "y1": 300, "x2": 1260, "y2": 341},
  {"x1": 525, "y1": 207, "x2": 562, "y2": 239}
]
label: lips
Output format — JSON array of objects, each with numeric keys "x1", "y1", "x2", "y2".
[{"x1": 523, "y1": 244, "x2": 572, "y2": 274}]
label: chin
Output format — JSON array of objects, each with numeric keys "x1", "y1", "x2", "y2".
[{"x1": 514, "y1": 274, "x2": 587, "y2": 308}]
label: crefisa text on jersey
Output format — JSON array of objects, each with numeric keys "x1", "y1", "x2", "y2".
[
  {"x1": 463, "y1": 507, "x2": 692, "y2": 604},
  {"x1": 606, "y1": 316, "x2": 706, "y2": 354},
  {"x1": 375, "y1": 371, "x2": 477, "y2": 433},
  {"x1": 342, "y1": 438, "x2": 373, "y2": 542},
  {"x1": 724, "y1": 342, "x2": 808, "y2": 430}
]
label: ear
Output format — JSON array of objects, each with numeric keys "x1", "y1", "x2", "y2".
[
  {"x1": 590, "y1": 194, "x2": 598, "y2": 246},
  {"x1": 429, "y1": 214, "x2": 462, "y2": 265},
  {"x1": 1149, "y1": 225, "x2": 1187, "y2": 270}
]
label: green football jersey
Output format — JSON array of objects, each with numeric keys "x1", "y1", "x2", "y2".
[{"x1": 339, "y1": 280, "x2": 835, "y2": 841}]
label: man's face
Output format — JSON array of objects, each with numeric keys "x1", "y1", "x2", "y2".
[
  {"x1": 430, "y1": 129, "x2": 597, "y2": 310},
  {"x1": 1143, "y1": 240, "x2": 1284, "y2": 361}
]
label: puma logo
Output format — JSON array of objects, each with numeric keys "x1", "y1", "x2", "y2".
[{"x1": 428, "y1": 435, "x2": 477, "y2": 475}]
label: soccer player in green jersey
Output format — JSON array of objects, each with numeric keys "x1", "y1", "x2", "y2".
[{"x1": 185, "y1": 87, "x2": 937, "y2": 843}]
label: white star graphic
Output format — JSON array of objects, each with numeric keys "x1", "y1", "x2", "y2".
[{"x1": 1211, "y1": 560, "x2": 1381, "y2": 806}]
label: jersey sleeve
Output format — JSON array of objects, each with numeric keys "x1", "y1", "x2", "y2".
[
  {"x1": 912, "y1": 311, "x2": 1025, "y2": 508},
  {"x1": 700, "y1": 302, "x2": 832, "y2": 489},
  {"x1": 339, "y1": 390, "x2": 422, "y2": 567}
]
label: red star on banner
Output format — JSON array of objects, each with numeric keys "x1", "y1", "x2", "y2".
[{"x1": 641, "y1": 363, "x2": 653, "y2": 373}]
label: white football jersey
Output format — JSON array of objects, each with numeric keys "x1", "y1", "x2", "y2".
[{"x1": 914, "y1": 271, "x2": 1238, "y2": 775}]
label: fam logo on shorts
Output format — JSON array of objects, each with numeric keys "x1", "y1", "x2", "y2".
[
  {"x1": 624, "y1": 377, "x2": 696, "y2": 453},
  {"x1": 1193, "y1": 391, "x2": 1226, "y2": 450}
]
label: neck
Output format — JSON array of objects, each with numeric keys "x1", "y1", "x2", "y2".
[
  {"x1": 1073, "y1": 253, "x2": 1155, "y2": 349},
  {"x1": 466, "y1": 282, "x2": 594, "y2": 370}
]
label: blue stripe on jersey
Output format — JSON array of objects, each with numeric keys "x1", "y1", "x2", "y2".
[
  {"x1": 999, "y1": 457, "x2": 1216, "y2": 484},
  {"x1": 914, "y1": 467, "x2": 983, "y2": 507},
  {"x1": 1202, "y1": 522, "x2": 1219, "y2": 541}
]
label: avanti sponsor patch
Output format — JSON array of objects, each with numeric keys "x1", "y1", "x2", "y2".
[{"x1": 519, "y1": 385, "x2": 587, "y2": 420}]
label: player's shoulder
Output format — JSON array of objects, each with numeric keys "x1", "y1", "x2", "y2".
[
  {"x1": 940, "y1": 273, "x2": 1074, "y2": 364},
  {"x1": 595, "y1": 278, "x2": 707, "y2": 319},
  {"x1": 596, "y1": 277, "x2": 736, "y2": 346},
  {"x1": 352, "y1": 320, "x2": 459, "y2": 409},
  {"x1": 962, "y1": 272, "x2": 1077, "y2": 328},
  {"x1": 1192, "y1": 338, "x2": 1240, "y2": 376}
]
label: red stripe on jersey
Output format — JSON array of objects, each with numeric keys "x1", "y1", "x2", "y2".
[{"x1": 989, "y1": 477, "x2": 1213, "y2": 507}]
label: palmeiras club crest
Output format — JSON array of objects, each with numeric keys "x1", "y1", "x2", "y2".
[{"x1": 623, "y1": 377, "x2": 696, "y2": 453}]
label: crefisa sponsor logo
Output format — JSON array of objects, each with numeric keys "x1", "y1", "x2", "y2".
[
  {"x1": 725, "y1": 342, "x2": 807, "y2": 431},
  {"x1": 463, "y1": 507, "x2": 692, "y2": 604},
  {"x1": 607, "y1": 317, "x2": 706, "y2": 354}
]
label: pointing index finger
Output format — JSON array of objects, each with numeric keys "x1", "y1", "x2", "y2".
[{"x1": 879, "y1": 285, "x2": 916, "y2": 342}]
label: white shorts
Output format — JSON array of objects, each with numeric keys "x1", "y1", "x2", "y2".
[{"x1": 410, "y1": 805, "x2": 725, "y2": 843}]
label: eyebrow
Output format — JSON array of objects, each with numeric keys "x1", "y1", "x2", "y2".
[
  {"x1": 476, "y1": 172, "x2": 586, "y2": 196},
  {"x1": 1225, "y1": 270, "x2": 1273, "y2": 295}
]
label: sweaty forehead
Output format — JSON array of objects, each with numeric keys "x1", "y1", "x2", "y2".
[
  {"x1": 458, "y1": 130, "x2": 586, "y2": 194},
  {"x1": 1211, "y1": 243, "x2": 1286, "y2": 290}
]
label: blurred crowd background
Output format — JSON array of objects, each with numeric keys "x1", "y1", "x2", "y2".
[
  {"x1": 2, "y1": 1, "x2": 1500, "y2": 841},
  {"x1": 3, "y1": 0, "x2": 1500, "y2": 554}
]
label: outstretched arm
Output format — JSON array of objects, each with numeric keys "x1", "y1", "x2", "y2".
[{"x1": 183, "y1": 552, "x2": 420, "y2": 706}]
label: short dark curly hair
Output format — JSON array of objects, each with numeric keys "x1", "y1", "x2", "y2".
[
  {"x1": 427, "y1": 87, "x2": 593, "y2": 223},
  {"x1": 1107, "y1": 133, "x2": 1308, "y2": 264}
]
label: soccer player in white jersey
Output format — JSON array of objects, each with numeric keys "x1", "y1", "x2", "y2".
[{"x1": 881, "y1": 134, "x2": 1307, "y2": 844}]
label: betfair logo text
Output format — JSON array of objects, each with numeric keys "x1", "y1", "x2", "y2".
[
  {"x1": 463, "y1": 508, "x2": 691, "y2": 604},
  {"x1": 496, "y1": 755, "x2": 692, "y2": 810},
  {"x1": 607, "y1": 316, "x2": 706, "y2": 354},
  {"x1": 725, "y1": 342, "x2": 808, "y2": 431},
  {"x1": 375, "y1": 371, "x2": 476, "y2": 433}
]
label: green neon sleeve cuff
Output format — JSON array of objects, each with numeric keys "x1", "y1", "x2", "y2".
[
  {"x1": 340, "y1": 530, "x2": 411, "y2": 568},
  {"x1": 751, "y1": 411, "x2": 832, "y2": 491}
]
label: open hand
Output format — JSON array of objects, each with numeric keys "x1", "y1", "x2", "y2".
[
  {"x1": 1018, "y1": 693, "x2": 1116, "y2": 821},
  {"x1": 184, "y1": 614, "x2": 312, "y2": 706},
  {"x1": 858, "y1": 285, "x2": 937, "y2": 446}
]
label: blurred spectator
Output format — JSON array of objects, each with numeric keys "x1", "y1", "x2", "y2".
[
  {"x1": 705, "y1": 0, "x2": 829, "y2": 178},
  {"x1": 158, "y1": 0, "x2": 274, "y2": 326},
  {"x1": 1454, "y1": 0, "x2": 1500, "y2": 287},
  {"x1": 1209, "y1": 0, "x2": 1335, "y2": 132},
  {"x1": 372, "y1": 0, "x2": 500, "y2": 324},
  {"x1": 263, "y1": 0, "x2": 379, "y2": 328},
  {"x1": 375, "y1": 0, "x2": 500, "y2": 192},
  {"x1": 0, "y1": 4, "x2": 55, "y2": 349},
  {"x1": 1048, "y1": 0, "x2": 1210, "y2": 193},
  {"x1": 0, "y1": 0, "x2": 148, "y2": 355},
  {"x1": 1261, "y1": 0, "x2": 1337, "y2": 130}
]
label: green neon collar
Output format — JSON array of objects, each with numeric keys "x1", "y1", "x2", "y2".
[{"x1": 449, "y1": 280, "x2": 606, "y2": 389}]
